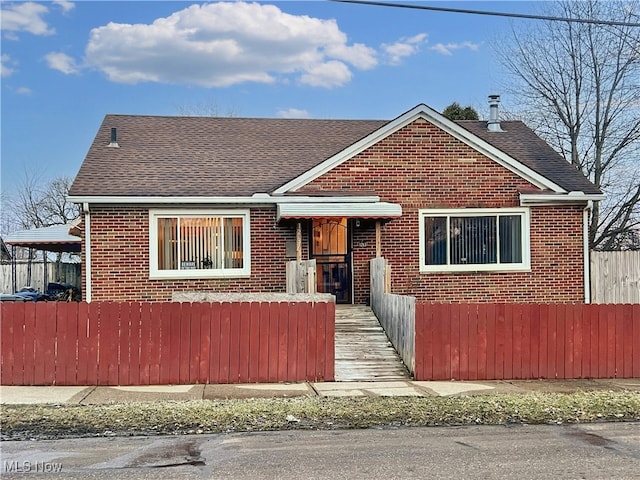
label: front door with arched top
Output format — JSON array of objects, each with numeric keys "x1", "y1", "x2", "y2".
[{"x1": 311, "y1": 218, "x2": 352, "y2": 304}]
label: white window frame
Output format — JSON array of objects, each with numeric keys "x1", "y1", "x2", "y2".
[
  {"x1": 418, "y1": 207, "x2": 531, "y2": 273},
  {"x1": 149, "y1": 209, "x2": 251, "y2": 279}
]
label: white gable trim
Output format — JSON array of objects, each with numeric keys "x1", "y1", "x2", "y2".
[{"x1": 273, "y1": 104, "x2": 566, "y2": 195}]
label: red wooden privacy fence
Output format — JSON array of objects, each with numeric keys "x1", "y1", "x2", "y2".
[
  {"x1": 0, "y1": 301, "x2": 335, "y2": 386},
  {"x1": 415, "y1": 303, "x2": 640, "y2": 381}
]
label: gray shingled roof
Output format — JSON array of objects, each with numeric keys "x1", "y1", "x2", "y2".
[
  {"x1": 69, "y1": 112, "x2": 600, "y2": 198},
  {"x1": 69, "y1": 115, "x2": 386, "y2": 197},
  {"x1": 460, "y1": 120, "x2": 601, "y2": 195}
]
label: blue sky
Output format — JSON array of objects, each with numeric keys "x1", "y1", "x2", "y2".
[{"x1": 1, "y1": 0, "x2": 539, "y2": 197}]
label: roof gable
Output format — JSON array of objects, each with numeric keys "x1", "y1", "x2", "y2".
[{"x1": 275, "y1": 104, "x2": 575, "y2": 195}]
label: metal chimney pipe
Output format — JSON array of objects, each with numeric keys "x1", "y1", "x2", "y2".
[
  {"x1": 108, "y1": 127, "x2": 120, "y2": 148},
  {"x1": 487, "y1": 94, "x2": 503, "y2": 132}
]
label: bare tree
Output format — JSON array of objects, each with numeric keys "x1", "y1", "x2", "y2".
[
  {"x1": 0, "y1": 190, "x2": 13, "y2": 237},
  {"x1": 496, "y1": 0, "x2": 640, "y2": 250},
  {"x1": 4, "y1": 173, "x2": 80, "y2": 260},
  {"x1": 6, "y1": 174, "x2": 79, "y2": 231}
]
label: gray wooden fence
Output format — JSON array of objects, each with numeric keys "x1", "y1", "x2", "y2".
[
  {"x1": 590, "y1": 251, "x2": 640, "y2": 304},
  {"x1": 285, "y1": 259, "x2": 317, "y2": 294},
  {"x1": 0, "y1": 261, "x2": 81, "y2": 294},
  {"x1": 370, "y1": 257, "x2": 415, "y2": 374}
]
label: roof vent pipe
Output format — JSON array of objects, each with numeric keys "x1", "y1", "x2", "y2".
[
  {"x1": 107, "y1": 127, "x2": 120, "y2": 148},
  {"x1": 487, "y1": 94, "x2": 504, "y2": 132}
]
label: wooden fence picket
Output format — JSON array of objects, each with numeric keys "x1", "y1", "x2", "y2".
[
  {"x1": 1, "y1": 300, "x2": 335, "y2": 386},
  {"x1": 415, "y1": 303, "x2": 640, "y2": 381}
]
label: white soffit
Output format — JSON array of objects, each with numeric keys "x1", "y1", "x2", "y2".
[
  {"x1": 277, "y1": 202, "x2": 402, "y2": 221},
  {"x1": 519, "y1": 191, "x2": 605, "y2": 206}
]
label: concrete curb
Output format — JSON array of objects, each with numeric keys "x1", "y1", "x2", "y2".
[{"x1": 2, "y1": 379, "x2": 639, "y2": 406}]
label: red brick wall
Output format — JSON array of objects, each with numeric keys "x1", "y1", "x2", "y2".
[
  {"x1": 350, "y1": 219, "x2": 378, "y2": 304},
  {"x1": 84, "y1": 206, "x2": 297, "y2": 301},
  {"x1": 300, "y1": 118, "x2": 586, "y2": 303},
  {"x1": 81, "y1": 118, "x2": 586, "y2": 303}
]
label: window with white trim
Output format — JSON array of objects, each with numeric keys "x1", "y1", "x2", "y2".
[
  {"x1": 419, "y1": 208, "x2": 530, "y2": 272},
  {"x1": 149, "y1": 209, "x2": 250, "y2": 279}
]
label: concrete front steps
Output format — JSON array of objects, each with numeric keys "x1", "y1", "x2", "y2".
[{"x1": 334, "y1": 305, "x2": 410, "y2": 382}]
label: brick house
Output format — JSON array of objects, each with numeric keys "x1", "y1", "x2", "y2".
[{"x1": 68, "y1": 99, "x2": 602, "y2": 303}]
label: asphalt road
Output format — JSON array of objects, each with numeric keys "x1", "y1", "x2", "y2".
[{"x1": 1, "y1": 423, "x2": 639, "y2": 479}]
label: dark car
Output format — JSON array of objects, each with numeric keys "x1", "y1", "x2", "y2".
[
  {"x1": 46, "y1": 282, "x2": 81, "y2": 302},
  {"x1": 0, "y1": 293, "x2": 30, "y2": 302},
  {"x1": 13, "y1": 287, "x2": 49, "y2": 302}
]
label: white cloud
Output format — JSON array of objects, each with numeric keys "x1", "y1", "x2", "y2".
[
  {"x1": 53, "y1": 1, "x2": 75, "y2": 14},
  {"x1": 1, "y1": 54, "x2": 15, "y2": 77},
  {"x1": 299, "y1": 61, "x2": 352, "y2": 88},
  {"x1": 84, "y1": 2, "x2": 377, "y2": 89},
  {"x1": 277, "y1": 108, "x2": 310, "y2": 119},
  {"x1": 382, "y1": 33, "x2": 427, "y2": 65},
  {"x1": 44, "y1": 52, "x2": 80, "y2": 74},
  {"x1": 325, "y1": 42, "x2": 377, "y2": 70},
  {"x1": 17, "y1": 86, "x2": 32, "y2": 95},
  {"x1": 1, "y1": 2, "x2": 55, "y2": 37},
  {"x1": 430, "y1": 41, "x2": 480, "y2": 56}
]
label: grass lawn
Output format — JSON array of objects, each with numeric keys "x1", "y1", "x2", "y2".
[{"x1": 2, "y1": 390, "x2": 639, "y2": 440}]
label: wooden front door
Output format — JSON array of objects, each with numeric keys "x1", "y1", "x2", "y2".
[{"x1": 311, "y1": 218, "x2": 352, "y2": 304}]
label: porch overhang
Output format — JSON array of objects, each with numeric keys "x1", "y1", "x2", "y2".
[
  {"x1": 4, "y1": 223, "x2": 82, "y2": 253},
  {"x1": 277, "y1": 202, "x2": 402, "y2": 221}
]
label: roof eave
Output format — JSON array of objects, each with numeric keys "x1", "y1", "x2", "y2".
[
  {"x1": 519, "y1": 191, "x2": 605, "y2": 206},
  {"x1": 67, "y1": 194, "x2": 383, "y2": 205}
]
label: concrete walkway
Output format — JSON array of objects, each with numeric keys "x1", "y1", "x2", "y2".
[{"x1": 2, "y1": 378, "x2": 639, "y2": 405}]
